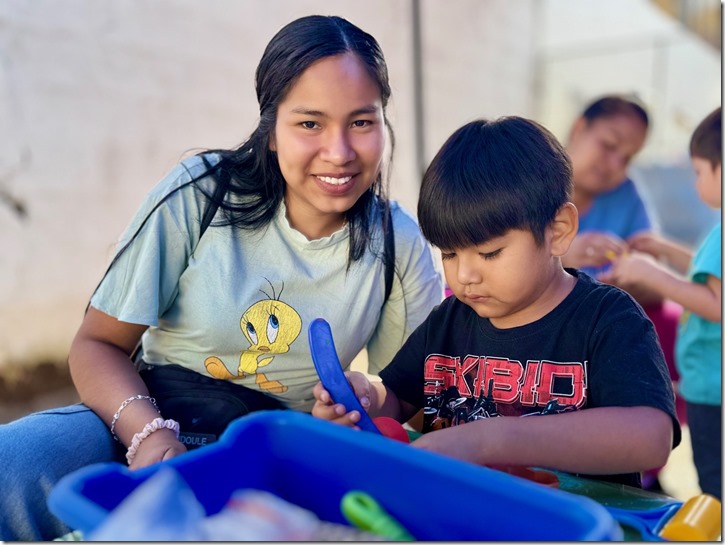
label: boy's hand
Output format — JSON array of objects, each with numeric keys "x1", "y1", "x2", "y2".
[
  {"x1": 410, "y1": 424, "x2": 481, "y2": 463},
  {"x1": 626, "y1": 232, "x2": 665, "y2": 259},
  {"x1": 311, "y1": 371, "x2": 372, "y2": 428}
]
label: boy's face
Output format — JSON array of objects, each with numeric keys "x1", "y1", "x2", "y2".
[
  {"x1": 440, "y1": 229, "x2": 564, "y2": 329},
  {"x1": 691, "y1": 156, "x2": 721, "y2": 209}
]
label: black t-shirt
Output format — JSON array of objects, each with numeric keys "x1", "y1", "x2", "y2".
[{"x1": 380, "y1": 269, "x2": 681, "y2": 487}]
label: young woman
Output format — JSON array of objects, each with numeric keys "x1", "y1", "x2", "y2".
[{"x1": 0, "y1": 15, "x2": 442, "y2": 540}]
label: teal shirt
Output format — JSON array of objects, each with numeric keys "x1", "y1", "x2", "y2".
[{"x1": 675, "y1": 223, "x2": 722, "y2": 405}]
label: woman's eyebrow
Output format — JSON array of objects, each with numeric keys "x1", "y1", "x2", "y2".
[{"x1": 289, "y1": 104, "x2": 379, "y2": 117}]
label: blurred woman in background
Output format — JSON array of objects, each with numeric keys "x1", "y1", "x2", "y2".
[{"x1": 562, "y1": 95, "x2": 684, "y2": 492}]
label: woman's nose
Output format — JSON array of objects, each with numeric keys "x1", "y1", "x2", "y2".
[
  {"x1": 321, "y1": 129, "x2": 356, "y2": 165},
  {"x1": 608, "y1": 151, "x2": 628, "y2": 177}
]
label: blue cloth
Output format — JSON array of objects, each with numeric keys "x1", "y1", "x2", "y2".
[
  {"x1": 0, "y1": 405, "x2": 124, "y2": 541},
  {"x1": 578, "y1": 178, "x2": 652, "y2": 239},
  {"x1": 578, "y1": 179, "x2": 652, "y2": 278},
  {"x1": 675, "y1": 223, "x2": 722, "y2": 406}
]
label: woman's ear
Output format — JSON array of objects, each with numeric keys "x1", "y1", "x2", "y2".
[
  {"x1": 269, "y1": 133, "x2": 277, "y2": 152},
  {"x1": 549, "y1": 202, "x2": 578, "y2": 257}
]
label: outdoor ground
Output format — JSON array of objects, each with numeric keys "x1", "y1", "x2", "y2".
[
  {"x1": 0, "y1": 362, "x2": 702, "y2": 502},
  {"x1": 0, "y1": 362, "x2": 80, "y2": 424}
]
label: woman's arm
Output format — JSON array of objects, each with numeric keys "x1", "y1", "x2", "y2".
[
  {"x1": 411, "y1": 406, "x2": 673, "y2": 474},
  {"x1": 69, "y1": 307, "x2": 187, "y2": 468}
]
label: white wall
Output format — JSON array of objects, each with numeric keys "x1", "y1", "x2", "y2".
[
  {"x1": 0, "y1": 0, "x2": 537, "y2": 368},
  {"x1": 536, "y1": 0, "x2": 721, "y2": 163}
]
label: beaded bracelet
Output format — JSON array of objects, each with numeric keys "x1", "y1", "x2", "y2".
[
  {"x1": 110, "y1": 395, "x2": 159, "y2": 442},
  {"x1": 125, "y1": 417, "x2": 180, "y2": 465}
]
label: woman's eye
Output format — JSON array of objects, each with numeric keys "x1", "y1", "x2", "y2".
[
  {"x1": 352, "y1": 119, "x2": 371, "y2": 128},
  {"x1": 301, "y1": 121, "x2": 318, "y2": 129}
]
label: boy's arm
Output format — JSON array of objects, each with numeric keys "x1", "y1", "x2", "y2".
[
  {"x1": 601, "y1": 254, "x2": 721, "y2": 322},
  {"x1": 411, "y1": 406, "x2": 673, "y2": 474},
  {"x1": 644, "y1": 269, "x2": 721, "y2": 322},
  {"x1": 627, "y1": 232, "x2": 692, "y2": 275}
]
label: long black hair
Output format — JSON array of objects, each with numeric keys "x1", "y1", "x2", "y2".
[{"x1": 201, "y1": 14, "x2": 395, "y2": 265}]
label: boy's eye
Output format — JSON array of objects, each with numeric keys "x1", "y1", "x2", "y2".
[
  {"x1": 480, "y1": 249, "x2": 502, "y2": 260},
  {"x1": 440, "y1": 251, "x2": 456, "y2": 261},
  {"x1": 352, "y1": 119, "x2": 371, "y2": 128}
]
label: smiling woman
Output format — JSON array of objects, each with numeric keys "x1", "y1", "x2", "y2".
[{"x1": 0, "y1": 15, "x2": 443, "y2": 541}]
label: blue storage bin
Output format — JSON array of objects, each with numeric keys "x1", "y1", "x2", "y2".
[{"x1": 49, "y1": 411, "x2": 622, "y2": 540}]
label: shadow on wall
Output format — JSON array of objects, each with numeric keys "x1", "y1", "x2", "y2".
[{"x1": 633, "y1": 164, "x2": 720, "y2": 247}]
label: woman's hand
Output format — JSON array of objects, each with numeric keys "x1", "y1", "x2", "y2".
[
  {"x1": 598, "y1": 250, "x2": 662, "y2": 287},
  {"x1": 565, "y1": 232, "x2": 627, "y2": 269},
  {"x1": 311, "y1": 371, "x2": 372, "y2": 428},
  {"x1": 127, "y1": 428, "x2": 187, "y2": 470}
]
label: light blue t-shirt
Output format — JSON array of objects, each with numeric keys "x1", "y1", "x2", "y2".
[
  {"x1": 675, "y1": 223, "x2": 722, "y2": 406},
  {"x1": 91, "y1": 154, "x2": 444, "y2": 411},
  {"x1": 578, "y1": 178, "x2": 652, "y2": 238}
]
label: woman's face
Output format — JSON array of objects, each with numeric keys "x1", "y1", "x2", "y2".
[
  {"x1": 567, "y1": 113, "x2": 647, "y2": 197},
  {"x1": 271, "y1": 53, "x2": 385, "y2": 238}
]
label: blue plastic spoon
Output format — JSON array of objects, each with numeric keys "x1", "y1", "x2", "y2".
[{"x1": 308, "y1": 318, "x2": 381, "y2": 434}]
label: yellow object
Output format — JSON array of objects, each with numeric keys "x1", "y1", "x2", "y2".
[{"x1": 659, "y1": 494, "x2": 721, "y2": 541}]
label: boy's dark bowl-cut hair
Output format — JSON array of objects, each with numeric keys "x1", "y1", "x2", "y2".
[
  {"x1": 418, "y1": 117, "x2": 573, "y2": 250},
  {"x1": 690, "y1": 107, "x2": 721, "y2": 168}
]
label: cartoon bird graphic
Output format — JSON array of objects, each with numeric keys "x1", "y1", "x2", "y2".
[{"x1": 205, "y1": 284, "x2": 302, "y2": 394}]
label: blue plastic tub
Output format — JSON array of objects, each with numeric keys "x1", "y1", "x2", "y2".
[{"x1": 49, "y1": 411, "x2": 622, "y2": 540}]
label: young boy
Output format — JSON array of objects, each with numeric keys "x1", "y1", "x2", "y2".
[
  {"x1": 312, "y1": 116, "x2": 680, "y2": 487},
  {"x1": 600, "y1": 107, "x2": 721, "y2": 498}
]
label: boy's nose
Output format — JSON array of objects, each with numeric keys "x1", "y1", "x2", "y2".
[{"x1": 456, "y1": 259, "x2": 482, "y2": 285}]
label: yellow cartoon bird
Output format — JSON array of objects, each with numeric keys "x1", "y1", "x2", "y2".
[{"x1": 205, "y1": 294, "x2": 302, "y2": 394}]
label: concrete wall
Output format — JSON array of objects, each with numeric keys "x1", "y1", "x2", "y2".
[{"x1": 0, "y1": 0, "x2": 537, "y2": 368}]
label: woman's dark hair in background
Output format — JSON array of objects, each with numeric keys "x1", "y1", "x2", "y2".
[
  {"x1": 581, "y1": 94, "x2": 649, "y2": 128},
  {"x1": 418, "y1": 117, "x2": 572, "y2": 250},
  {"x1": 690, "y1": 107, "x2": 721, "y2": 168},
  {"x1": 206, "y1": 14, "x2": 395, "y2": 265}
]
